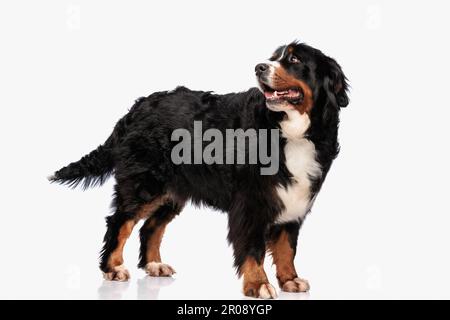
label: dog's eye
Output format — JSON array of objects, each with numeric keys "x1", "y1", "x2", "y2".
[{"x1": 288, "y1": 54, "x2": 300, "y2": 64}]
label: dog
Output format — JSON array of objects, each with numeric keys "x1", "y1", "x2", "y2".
[{"x1": 49, "y1": 41, "x2": 349, "y2": 299}]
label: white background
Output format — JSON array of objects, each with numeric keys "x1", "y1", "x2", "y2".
[{"x1": 1, "y1": 0, "x2": 449, "y2": 299}]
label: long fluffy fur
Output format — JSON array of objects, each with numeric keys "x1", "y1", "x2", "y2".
[{"x1": 50, "y1": 42, "x2": 349, "y2": 281}]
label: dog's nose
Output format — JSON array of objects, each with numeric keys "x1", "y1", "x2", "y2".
[{"x1": 255, "y1": 63, "x2": 269, "y2": 76}]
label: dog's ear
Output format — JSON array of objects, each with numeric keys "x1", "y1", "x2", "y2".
[{"x1": 325, "y1": 58, "x2": 349, "y2": 108}]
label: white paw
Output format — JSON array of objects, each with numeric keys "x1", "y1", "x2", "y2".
[
  {"x1": 258, "y1": 283, "x2": 278, "y2": 299},
  {"x1": 103, "y1": 264, "x2": 130, "y2": 281},
  {"x1": 145, "y1": 262, "x2": 176, "y2": 277},
  {"x1": 282, "y1": 277, "x2": 310, "y2": 292}
]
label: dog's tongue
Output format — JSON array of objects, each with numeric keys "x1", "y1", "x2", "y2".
[
  {"x1": 264, "y1": 90, "x2": 289, "y2": 99},
  {"x1": 264, "y1": 89, "x2": 299, "y2": 99}
]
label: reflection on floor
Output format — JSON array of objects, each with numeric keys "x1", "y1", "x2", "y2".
[
  {"x1": 98, "y1": 276, "x2": 175, "y2": 300},
  {"x1": 137, "y1": 277, "x2": 176, "y2": 300},
  {"x1": 97, "y1": 279, "x2": 130, "y2": 300},
  {"x1": 97, "y1": 275, "x2": 310, "y2": 300}
]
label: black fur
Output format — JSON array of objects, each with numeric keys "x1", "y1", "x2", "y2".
[{"x1": 50, "y1": 42, "x2": 348, "y2": 279}]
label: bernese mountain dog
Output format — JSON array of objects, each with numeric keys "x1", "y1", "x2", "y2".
[{"x1": 49, "y1": 41, "x2": 349, "y2": 299}]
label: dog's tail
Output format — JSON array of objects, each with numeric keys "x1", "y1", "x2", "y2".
[
  {"x1": 48, "y1": 136, "x2": 115, "y2": 189},
  {"x1": 48, "y1": 98, "x2": 146, "y2": 189}
]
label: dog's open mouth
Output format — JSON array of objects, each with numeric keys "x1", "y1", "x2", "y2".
[{"x1": 260, "y1": 82, "x2": 304, "y2": 105}]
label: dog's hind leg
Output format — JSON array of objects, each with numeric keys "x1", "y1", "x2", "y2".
[
  {"x1": 138, "y1": 199, "x2": 184, "y2": 277},
  {"x1": 100, "y1": 182, "x2": 170, "y2": 281},
  {"x1": 100, "y1": 213, "x2": 136, "y2": 281}
]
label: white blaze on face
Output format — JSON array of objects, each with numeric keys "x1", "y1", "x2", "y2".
[
  {"x1": 278, "y1": 46, "x2": 287, "y2": 61},
  {"x1": 265, "y1": 60, "x2": 280, "y2": 88},
  {"x1": 256, "y1": 60, "x2": 280, "y2": 92}
]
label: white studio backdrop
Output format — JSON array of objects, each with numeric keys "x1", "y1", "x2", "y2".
[{"x1": 0, "y1": 0, "x2": 449, "y2": 299}]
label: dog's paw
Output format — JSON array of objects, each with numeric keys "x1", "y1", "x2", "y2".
[
  {"x1": 244, "y1": 282, "x2": 278, "y2": 299},
  {"x1": 145, "y1": 262, "x2": 176, "y2": 277},
  {"x1": 281, "y1": 277, "x2": 310, "y2": 292},
  {"x1": 103, "y1": 264, "x2": 130, "y2": 281}
]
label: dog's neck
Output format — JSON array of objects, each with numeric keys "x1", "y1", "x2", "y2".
[{"x1": 278, "y1": 109, "x2": 311, "y2": 141}]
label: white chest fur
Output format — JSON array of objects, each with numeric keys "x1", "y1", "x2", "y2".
[{"x1": 275, "y1": 110, "x2": 322, "y2": 224}]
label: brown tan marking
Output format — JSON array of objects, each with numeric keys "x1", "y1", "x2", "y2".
[
  {"x1": 143, "y1": 218, "x2": 177, "y2": 277},
  {"x1": 141, "y1": 199, "x2": 183, "y2": 277},
  {"x1": 268, "y1": 230, "x2": 309, "y2": 292},
  {"x1": 272, "y1": 67, "x2": 314, "y2": 115},
  {"x1": 136, "y1": 194, "x2": 171, "y2": 220},
  {"x1": 268, "y1": 230, "x2": 297, "y2": 285},
  {"x1": 107, "y1": 219, "x2": 136, "y2": 269},
  {"x1": 106, "y1": 195, "x2": 171, "y2": 272},
  {"x1": 240, "y1": 257, "x2": 276, "y2": 298},
  {"x1": 145, "y1": 219, "x2": 170, "y2": 263}
]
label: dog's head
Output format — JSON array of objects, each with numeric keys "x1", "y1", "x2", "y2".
[{"x1": 256, "y1": 42, "x2": 349, "y2": 114}]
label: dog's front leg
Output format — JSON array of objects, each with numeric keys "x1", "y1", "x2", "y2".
[
  {"x1": 228, "y1": 209, "x2": 277, "y2": 299},
  {"x1": 267, "y1": 221, "x2": 310, "y2": 292}
]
